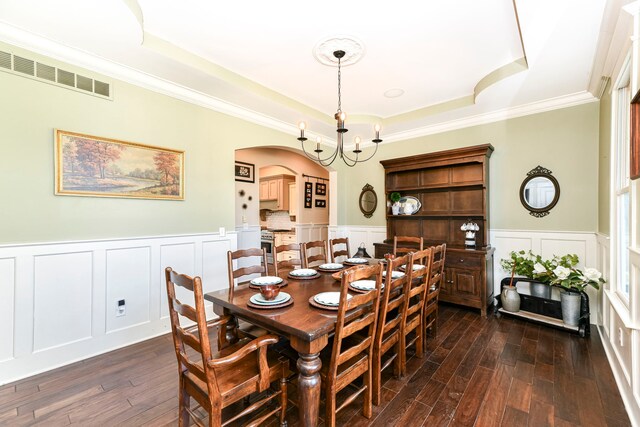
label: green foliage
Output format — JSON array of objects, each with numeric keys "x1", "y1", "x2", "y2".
[
  {"x1": 500, "y1": 251, "x2": 604, "y2": 292},
  {"x1": 389, "y1": 192, "x2": 402, "y2": 203}
]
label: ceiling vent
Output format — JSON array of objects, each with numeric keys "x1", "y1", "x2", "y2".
[{"x1": 0, "y1": 49, "x2": 111, "y2": 100}]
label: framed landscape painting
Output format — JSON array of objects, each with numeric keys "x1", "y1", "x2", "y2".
[{"x1": 55, "y1": 130, "x2": 185, "y2": 200}]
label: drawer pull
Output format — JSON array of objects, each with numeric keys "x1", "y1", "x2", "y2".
[{"x1": 459, "y1": 259, "x2": 464, "y2": 263}]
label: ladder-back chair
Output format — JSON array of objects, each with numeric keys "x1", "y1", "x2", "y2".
[
  {"x1": 320, "y1": 263, "x2": 383, "y2": 427},
  {"x1": 165, "y1": 267, "x2": 288, "y2": 427}
]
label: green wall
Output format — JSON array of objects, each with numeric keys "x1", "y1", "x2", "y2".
[
  {"x1": 337, "y1": 102, "x2": 601, "y2": 232},
  {"x1": 0, "y1": 42, "x2": 603, "y2": 244},
  {"x1": 599, "y1": 84, "x2": 612, "y2": 236},
  {"x1": 0, "y1": 43, "x2": 295, "y2": 244}
]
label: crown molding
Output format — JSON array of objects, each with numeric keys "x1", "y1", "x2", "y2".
[
  {"x1": 0, "y1": 22, "x2": 598, "y2": 149},
  {"x1": 0, "y1": 22, "x2": 306, "y2": 138},
  {"x1": 382, "y1": 91, "x2": 598, "y2": 143}
]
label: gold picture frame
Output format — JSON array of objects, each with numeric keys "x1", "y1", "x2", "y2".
[{"x1": 55, "y1": 129, "x2": 185, "y2": 200}]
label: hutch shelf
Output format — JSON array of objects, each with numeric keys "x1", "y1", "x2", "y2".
[{"x1": 374, "y1": 144, "x2": 495, "y2": 317}]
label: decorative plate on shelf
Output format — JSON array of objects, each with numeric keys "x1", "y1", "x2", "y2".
[{"x1": 399, "y1": 196, "x2": 421, "y2": 215}]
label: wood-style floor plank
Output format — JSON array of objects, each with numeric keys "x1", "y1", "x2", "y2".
[{"x1": 0, "y1": 305, "x2": 630, "y2": 427}]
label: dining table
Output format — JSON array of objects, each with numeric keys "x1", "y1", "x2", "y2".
[{"x1": 203, "y1": 262, "x2": 380, "y2": 427}]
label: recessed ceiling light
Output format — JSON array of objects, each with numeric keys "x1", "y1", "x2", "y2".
[{"x1": 384, "y1": 88, "x2": 404, "y2": 98}]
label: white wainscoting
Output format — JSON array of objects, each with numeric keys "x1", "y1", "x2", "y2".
[
  {"x1": 295, "y1": 223, "x2": 329, "y2": 243},
  {"x1": 328, "y1": 226, "x2": 386, "y2": 258},
  {"x1": 597, "y1": 234, "x2": 640, "y2": 426},
  {"x1": 490, "y1": 229, "x2": 598, "y2": 323},
  {"x1": 0, "y1": 232, "x2": 237, "y2": 385}
]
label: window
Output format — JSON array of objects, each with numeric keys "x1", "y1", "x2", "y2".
[{"x1": 613, "y1": 61, "x2": 631, "y2": 300}]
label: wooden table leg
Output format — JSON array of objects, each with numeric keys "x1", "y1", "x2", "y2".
[{"x1": 296, "y1": 351, "x2": 322, "y2": 427}]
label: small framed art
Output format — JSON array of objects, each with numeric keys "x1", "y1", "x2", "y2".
[
  {"x1": 315, "y1": 199, "x2": 326, "y2": 208},
  {"x1": 304, "y1": 182, "x2": 313, "y2": 208},
  {"x1": 315, "y1": 182, "x2": 327, "y2": 196},
  {"x1": 235, "y1": 161, "x2": 255, "y2": 183}
]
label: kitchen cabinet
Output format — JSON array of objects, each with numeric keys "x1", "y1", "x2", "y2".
[
  {"x1": 259, "y1": 174, "x2": 295, "y2": 210},
  {"x1": 274, "y1": 232, "x2": 298, "y2": 261}
]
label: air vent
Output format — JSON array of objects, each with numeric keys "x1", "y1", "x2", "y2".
[
  {"x1": 36, "y1": 63, "x2": 56, "y2": 82},
  {"x1": 14, "y1": 55, "x2": 35, "y2": 76},
  {"x1": 57, "y1": 69, "x2": 75, "y2": 87},
  {"x1": 0, "y1": 50, "x2": 111, "y2": 99},
  {"x1": 0, "y1": 51, "x2": 11, "y2": 70},
  {"x1": 94, "y1": 80, "x2": 110, "y2": 97},
  {"x1": 76, "y1": 75, "x2": 92, "y2": 92}
]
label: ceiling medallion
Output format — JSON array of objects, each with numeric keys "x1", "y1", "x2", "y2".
[
  {"x1": 313, "y1": 36, "x2": 365, "y2": 67},
  {"x1": 299, "y1": 40, "x2": 381, "y2": 168}
]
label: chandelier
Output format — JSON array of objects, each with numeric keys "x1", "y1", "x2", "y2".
[{"x1": 297, "y1": 50, "x2": 382, "y2": 167}]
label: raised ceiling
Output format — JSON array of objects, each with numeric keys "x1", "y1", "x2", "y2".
[{"x1": 0, "y1": 0, "x2": 608, "y2": 144}]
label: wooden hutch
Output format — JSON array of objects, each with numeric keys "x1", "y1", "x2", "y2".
[{"x1": 374, "y1": 144, "x2": 495, "y2": 317}]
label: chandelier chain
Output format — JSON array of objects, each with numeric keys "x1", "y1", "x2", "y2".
[{"x1": 337, "y1": 56, "x2": 342, "y2": 113}]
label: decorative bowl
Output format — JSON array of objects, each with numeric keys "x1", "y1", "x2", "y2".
[{"x1": 259, "y1": 284, "x2": 281, "y2": 301}]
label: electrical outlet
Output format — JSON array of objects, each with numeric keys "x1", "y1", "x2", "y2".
[
  {"x1": 116, "y1": 299, "x2": 126, "y2": 317},
  {"x1": 618, "y1": 327, "x2": 624, "y2": 347}
]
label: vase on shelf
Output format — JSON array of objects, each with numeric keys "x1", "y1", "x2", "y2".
[
  {"x1": 501, "y1": 286, "x2": 520, "y2": 312},
  {"x1": 391, "y1": 203, "x2": 400, "y2": 215}
]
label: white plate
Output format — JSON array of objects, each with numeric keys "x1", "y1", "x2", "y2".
[
  {"x1": 382, "y1": 270, "x2": 405, "y2": 279},
  {"x1": 399, "y1": 196, "x2": 422, "y2": 214},
  {"x1": 313, "y1": 292, "x2": 352, "y2": 306},
  {"x1": 319, "y1": 263, "x2": 343, "y2": 270},
  {"x1": 401, "y1": 264, "x2": 426, "y2": 271},
  {"x1": 250, "y1": 276, "x2": 283, "y2": 286},
  {"x1": 345, "y1": 258, "x2": 368, "y2": 264},
  {"x1": 290, "y1": 268, "x2": 317, "y2": 277},
  {"x1": 350, "y1": 280, "x2": 379, "y2": 291},
  {"x1": 250, "y1": 292, "x2": 290, "y2": 305}
]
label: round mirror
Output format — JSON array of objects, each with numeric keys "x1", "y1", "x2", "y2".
[
  {"x1": 519, "y1": 166, "x2": 560, "y2": 217},
  {"x1": 359, "y1": 184, "x2": 377, "y2": 218}
]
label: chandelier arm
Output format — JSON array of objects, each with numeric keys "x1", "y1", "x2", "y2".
[
  {"x1": 343, "y1": 142, "x2": 380, "y2": 164},
  {"x1": 299, "y1": 139, "x2": 340, "y2": 164}
]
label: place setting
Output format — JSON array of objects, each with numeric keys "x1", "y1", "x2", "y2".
[
  {"x1": 288, "y1": 268, "x2": 321, "y2": 280},
  {"x1": 308, "y1": 291, "x2": 351, "y2": 311},
  {"x1": 342, "y1": 257, "x2": 370, "y2": 267},
  {"x1": 248, "y1": 275, "x2": 288, "y2": 289},
  {"x1": 316, "y1": 262, "x2": 344, "y2": 272},
  {"x1": 247, "y1": 284, "x2": 293, "y2": 310},
  {"x1": 382, "y1": 270, "x2": 405, "y2": 279},
  {"x1": 348, "y1": 279, "x2": 382, "y2": 294},
  {"x1": 399, "y1": 263, "x2": 426, "y2": 272}
]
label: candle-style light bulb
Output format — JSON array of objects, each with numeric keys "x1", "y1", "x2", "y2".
[
  {"x1": 298, "y1": 121, "x2": 307, "y2": 141},
  {"x1": 372, "y1": 123, "x2": 382, "y2": 143},
  {"x1": 314, "y1": 136, "x2": 323, "y2": 153},
  {"x1": 354, "y1": 136, "x2": 361, "y2": 153}
]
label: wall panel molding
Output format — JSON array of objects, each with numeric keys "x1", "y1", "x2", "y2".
[{"x1": 0, "y1": 232, "x2": 236, "y2": 385}]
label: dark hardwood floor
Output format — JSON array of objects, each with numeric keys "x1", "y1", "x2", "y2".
[{"x1": 0, "y1": 304, "x2": 630, "y2": 426}]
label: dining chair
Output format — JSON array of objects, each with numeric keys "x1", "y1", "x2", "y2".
[
  {"x1": 273, "y1": 243, "x2": 302, "y2": 276},
  {"x1": 372, "y1": 252, "x2": 412, "y2": 405},
  {"x1": 320, "y1": 263, "x2": 383, "y2": 427},
  {"x1": 164, "y1": 267, "x2": 288, "y2": 427},
  {"x1": 329, "y1": 237, "x2": 350, "y2": 263},
  {"x1": 393, "y1": 236, "x2": 424, "y2": 259},
  {"x1": 399, "y1": 247, "x2": 432, "y2": 374},
  {"x1": 424, "y1": 243, "x2": 446, "y2": 341},
  {"x1": 301, "y1": 240, "x2": 328, "y2": 268},
  {"x1": 226, "y1": 248, "x2": 269, "y2": 342}
]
